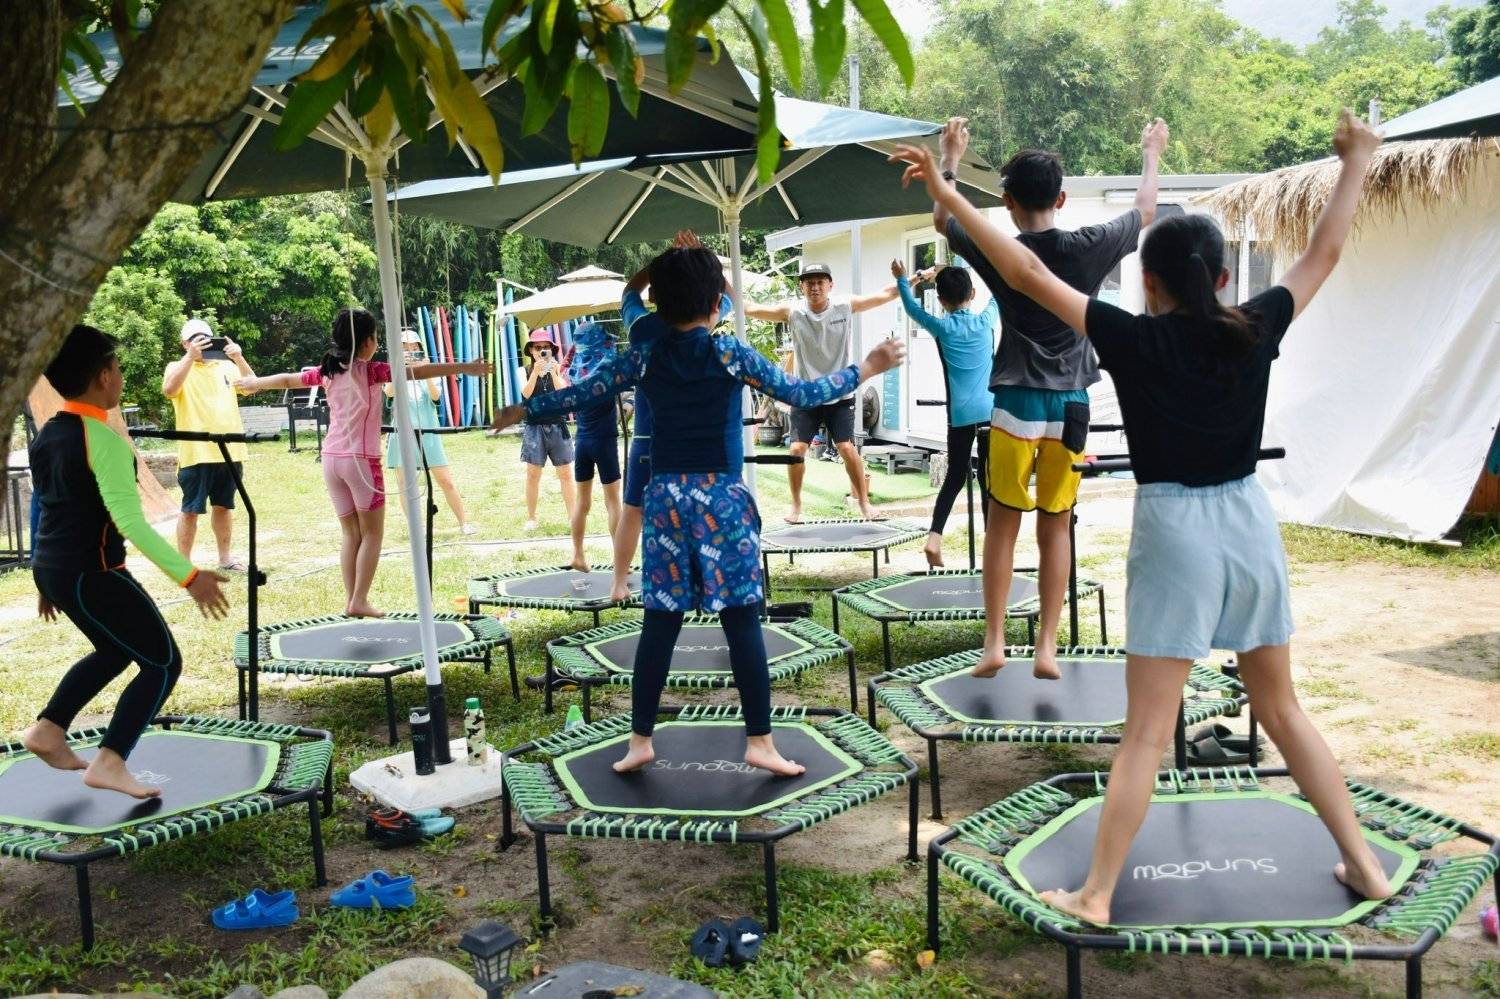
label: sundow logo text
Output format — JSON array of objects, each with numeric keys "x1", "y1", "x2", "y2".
[
  {"x1": 1132, "y1": 858, "x2": 1278, "y2": 881},
  {"x1": 342, "y1": 635, "x2": 410, "y2": 643},
  {"x1": 651, "y1": 759, "x2": 758, "y2": 774},
  {"x1": 674, "y1": 645, "x2": 730, "y2": 652}
]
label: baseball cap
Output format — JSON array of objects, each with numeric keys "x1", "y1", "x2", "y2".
[
  {"x1": 181, "y1": 318, "x2": 212, "y2": 342},
  {"x1": 400, "y1": 328, "x2": 422, "y2": 344},
  {"x1": 798, "y1": 263, "x2": 833, "y2": 281}
]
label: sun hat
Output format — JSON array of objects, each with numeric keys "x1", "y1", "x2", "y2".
[{"x1": 524, "y1": 329, "x2": 557, "y2": 356}]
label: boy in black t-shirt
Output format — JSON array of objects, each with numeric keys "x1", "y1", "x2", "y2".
[{"x1": 893, "y1": 110, "x2": 1392, "y2": 923}]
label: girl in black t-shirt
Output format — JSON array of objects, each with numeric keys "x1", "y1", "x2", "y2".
[{"x1": 892, "y1": 112, "x2": 1392, "y2": 924}]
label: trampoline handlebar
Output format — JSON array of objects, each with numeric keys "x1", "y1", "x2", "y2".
[
  {"x1": 1075, "y1": 447, "x2": 1285, "y2": 474},
  {"x1": 1090, "y1": 423, "x2": 1125, "y2": 433},
  {"x1": 915, "y1": 399, "x2": 945, "y2": 406},
  {"x1": 379, "y1": 425, "x2": 478, "y2": 435},
  {"x1": 128, "y1": 428, "x2": 280, "y2": 444},
  {"x1": 742, "y1": 417, "x2": 766, "y2": 426},
  {"x1": 745, "y1": 455, "x2": 804, "y2": 465}
]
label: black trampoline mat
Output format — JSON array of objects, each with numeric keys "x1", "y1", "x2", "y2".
[
  {"x1": 587, "y1": 624, "x2": 809, "y2": 676},
  {"x1": 923, "y1": 657, "x2": 1139, "y2": 726},
  {"x1": 272, "y1": 620, "x2": 470, "y2": 664},
  {"x1": 764, "y1": 521, "x2": 906, "y2": 549},
  {"x1": 0, "y1": 731, "x2": 278, "y2": 834},
  {"x1": 1008, "y1": 793, "x2": 1415, "y2": 929},
  {"x1": 554, "y1": 722, "x2": 861, "y2": 817},
  {"x1": 501, "y1": 570, "x2": 642, "y2": 601},
  {"x1": 874, "y1": 574, "x2": 1039, "y2": 613}
]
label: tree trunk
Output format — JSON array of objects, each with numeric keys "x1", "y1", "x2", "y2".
[{"x1": 0, "y1": 0, "x2": 296, "y2": 435}]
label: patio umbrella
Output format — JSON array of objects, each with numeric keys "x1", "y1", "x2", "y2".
[
  {"x1": 501, "y1": 266, "x2": 627, "y2": 327},
  {"x1": 1383, "y1": 74, "x2": 1500, "y2": 140},
  {"x1": 392, "y1": 76, "x2": 1004, "y2": 483},
  {"x1": 63, "y1": 1, "x2": 762, "y2": 750}
]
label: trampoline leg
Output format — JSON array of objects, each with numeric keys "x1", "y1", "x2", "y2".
[
  {"x1": 535, "y1": 832, "x2": 554, "y2": 934},
  {"x1": 322, "y1": 758, "x2": 335, "y2": 817},
  {"x1": 763, "y1": 843, "x2": 780, "y2": 934},
  {"x1": 583, "y1": 685, "x2": 593, "y2": 725},
  {"x1": 846, "y1": 649, "x2": 858, "y2": 715},
  {"x1": 507, "y1": 643, "x2": 519, "y2": 699},
  {"x1": 591, "y1": 609, "x2": 601, "y2": 628},
  {"x1": 543, "y1": 652, "x2": 555, "y2": 715},
  {"x1": 468, "y1": 598, "x2": 479, "y2": 615},
  {"x1": 482, "y1": 649, "x2": 492, "y2": 675},
  {"x1": 881, "y1": 623, "x2": 892, "y2": 674},
  {"x1": 237, "y1": 668, "x2": 247, "y2": 722},
  {"x1": 1065, "y1": 945, "x2": 1083, "y2": 999},
  {"x1": 867, "y1": 680, "x2": 877, "y2": 729},
  {"x1": 925, "y1": 845, "x2": 941, "y2": 952},
  {"x1": 1248, "y1": 708, "x2": 1260, "y2": 767},
  {"x1": 906, "y1": 771, "x2": 919, "y2": 861},
  {"x1": 1405, "y1": 958, "x2": 1421, "y2": 998},
  {"x1": 831, "y1": 597, "x2": 840, "y2": 637},
  {"x1": 1027, "y1": 616, "x2": 1035, "y2": 646},
  {"x1": 500, "y1": 775, "x2": 516, "y2": 850},
  {"x1": 308, "y1": 795, "x2": 328, "y2": 888},
  {"x1": 1174, "y1": 701, "x2": 1187, "y2": 771},
  {"x1": 928, "y1": 739, "x2": 943, "y2": 820},
  {"x1": 1067, "y1": 511, "x2": 1080, "y2": 648},
  {"x1": 762, "y1": 553, "x2": 770, "y2": 598},
  {"x1": 75, "y1": 865, "x2": 94, "y2": 951},
  {"x1": 384, "y1": 678, "x2": 398, "y2": 747},
  {"x1": 872, "y1": 550, "x2": 880, "y2": 579},
  {"x1": 1097, "y1": 587, "x2": 1108, "y2": 645}
]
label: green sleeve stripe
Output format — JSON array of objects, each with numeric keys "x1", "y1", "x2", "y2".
[{"x1": 84, "y1": 419, "x2": 195, "y2": 586}]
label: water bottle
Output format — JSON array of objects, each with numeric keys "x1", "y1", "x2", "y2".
[
  {"x1": 564, "y1": 704, "x2": 584, "y2": 730},
  {"x1": 410, "y1": 707, "x2": 435, "y2": 776},
  {"x1": 464, "y1": 696, "x2": 486, "y2": 766}
]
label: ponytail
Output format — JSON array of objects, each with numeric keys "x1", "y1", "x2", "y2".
[
  {"x1": 320, "y1": 308, "x2": 378, "y2": 379},
  {"x1": 1141, "y1": 216, "x2": 1260, "y2": 362}
]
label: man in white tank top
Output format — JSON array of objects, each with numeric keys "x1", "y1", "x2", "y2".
[{"x1": 746, "y1": 263, "x2": 898, "y2": 522}]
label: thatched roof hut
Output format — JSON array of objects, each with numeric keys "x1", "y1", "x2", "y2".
[{"x1": 1197, "y1": 138, "x2": 1500, "y2": 255}]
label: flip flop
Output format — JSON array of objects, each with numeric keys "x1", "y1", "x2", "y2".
[
  {"x1": 365, "y1": 809, "x2": 424, "y2": 849},
  {"x1": 690, "y1": 919, "x2": 731, "y2": 968},
  {"x1": 727, "y1": 916, "x2": 766, "y2": 966},
  {"x1": 419, "y1": 814, "x2": 455, "y2": 838},
  {"x1": 212, "y1": 888, "x2": 299, "y2": 930},
  {"x1": 218, "y1": 560, "x2": 248, "y2": 573},
  {"x1": 1185, "y1": 724, "x2": 1264, "y2": 767},
  {"x1": 331, "y1": 870, "x2": 416, "y2": 910}
]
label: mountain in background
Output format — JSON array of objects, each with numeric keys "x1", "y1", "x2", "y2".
[{"x1": 1222, "y1": 0, "x2": 1481, "y2": 45}]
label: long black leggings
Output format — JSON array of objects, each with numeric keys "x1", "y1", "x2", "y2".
[
  {"x1": 631, "y1": 604, "x2": 770, "y2": 737},
  {"x1": 930, "y1": 423, "x2": 989, "y2": 536},
  {"x1": 33, "y1": 567, "x2": 184, "y2": 759}
]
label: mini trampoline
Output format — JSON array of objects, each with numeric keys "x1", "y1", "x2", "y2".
[
  {"x1": 833, "y1": 569, "x2": 1107, "y2": 672},
  {"x1": 468, "y1": 566, "x2": 643, "y2": 627},
  {"x1": 759, "y1": 518, "x2": 928, "y2": 596},
  {"x1": 501, "y1": 705, "x2": 917, "y2": 931},
  {"x1": 928, "y1": 768, "x2": 1500, "y2": 999},
  {"x1": 235, "y1": 613, "x2": 515, "y2": 744},
  {"x1": 0, "y1": 716, "x2": 333, "y2": 949},
  {"x1": 870, "y1": 647, "x2": 1249, "y2": 818},
  {"x1": 543, "y1": 615, "x2": 856, "y2": 717}
]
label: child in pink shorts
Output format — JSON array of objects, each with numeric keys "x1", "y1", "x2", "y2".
[{"x1": 239, "y1": 309, "x2": 489, "y2": 617}]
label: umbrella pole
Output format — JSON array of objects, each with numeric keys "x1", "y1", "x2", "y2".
[
  {"x1": 727, "y1": 210, "x2": 756, "y2": 494},
  {"x1": 367, "y1": 163, "x2": 452, "y2": 767}
]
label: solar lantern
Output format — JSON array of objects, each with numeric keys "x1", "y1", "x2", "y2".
[{"x1": 459, "y1": 920, "x2": 523, "y2": 998}]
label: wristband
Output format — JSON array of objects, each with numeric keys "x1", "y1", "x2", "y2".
[{"x1": 941, "y1": 169, "x2": 957, "y2": 183}]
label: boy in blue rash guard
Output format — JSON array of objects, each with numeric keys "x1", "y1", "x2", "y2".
[
  {"x1": 496, "y1": 245, "x2": 905, "y2": 775},
  {"x1": 892, "y1": 258, "x2": 998, "y2": 567},
  {"x1": 606, "y1": 241, "x2": 734, "y2": 602},
  {"x1": 568, "y1": 322, "x2": 624, "y2": 572}
]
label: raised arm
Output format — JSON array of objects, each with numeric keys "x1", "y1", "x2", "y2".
[
  {"x1": 716, "y1": 336, "x2": 905, "y2": 409},
  {"x1": 161, "y1": 338, "x2": 201, "y2": 397},
  {"x1": 849, "y1": 281, "x2": 900, "y2": 313},
  {"x1": 237, "y1": 371, "x2": 307, "y2": 392},
  {"x1": 520, "y1": 347, "x2": 641, "y2": 422},
  {"x1": 409, "y1": 360, "x2": 493, "y2": 380},
  {"x1": 894, "y1": 143, "x2": 1091, "y2": 337},
  {"x1": 892, "y1": 262, "x2": 947, "y2": 339},
  {"x1": 1277, "y1": 110, "x2": 1381, "y2": 321},
  {"x1": 1134, "y1": 118, "x2": 1168, "y2": 227},
  {"x1": 743, "y1": 299, "x2": 792, "y2": 323},
  {"x1": 933, "y1": 117, "x2": 969, "y2": 233}
]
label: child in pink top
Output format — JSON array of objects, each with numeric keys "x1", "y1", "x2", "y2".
[{"x1": 239, "y1": 309, "x2": 490, "y2": 617}]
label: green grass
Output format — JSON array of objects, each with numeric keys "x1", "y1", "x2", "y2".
[
  {"x1": 1442, "y1": 732, "x2": 1500, "y2": 761},
  {"x1": 1472, "y1": 959, "x2": 1500, "y2": 997},
  {"x1": 1279, "y1": 519, "x2": 1500, "y2": 572}
]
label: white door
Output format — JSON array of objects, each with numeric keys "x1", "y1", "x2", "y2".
[{"x1": 902, "y1": 232, "x2": 949, "y2": 445}]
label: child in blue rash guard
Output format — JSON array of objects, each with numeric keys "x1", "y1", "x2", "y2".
[
  {"x1": 892, "y1": 258, "x2": 998, "y2": 567},
  {"x1": 567, "y1": 322, "x2": 624, "y2": 572},
  {"x1": 496, "y1": 245, "x2": 905, "y2": 776}
]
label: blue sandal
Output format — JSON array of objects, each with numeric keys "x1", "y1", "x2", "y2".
[
  {"x1": 212, "y1": 888, "x2": 299, "y2": 930},
  {"x1": 331, "y1": 870, "x2": 416, "y2": 910}
]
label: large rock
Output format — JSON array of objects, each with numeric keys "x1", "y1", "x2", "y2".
[
  {"x1": 223, "y1": 988, "x2": 266, "y2": 999},
  {"x1": 269, "y1": 988, "x2": 329, "y2": 999},
  {"x1": 339, "y1": 958, "x2": 482, "y2": 999}
]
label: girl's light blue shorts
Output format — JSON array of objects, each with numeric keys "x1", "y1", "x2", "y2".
[{"x1": 1125, "y1": 475, "x2": 1293, "y2": 660}]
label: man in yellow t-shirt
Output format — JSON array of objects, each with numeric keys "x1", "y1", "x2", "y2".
[{"x1": 161, "y1": 318, "x2": 257, "y2": 571}]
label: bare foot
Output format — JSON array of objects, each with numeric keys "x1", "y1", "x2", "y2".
[
  {"x1": 923, "y1": 534, "x2": 945, "y2": 569},
  {"x1": 1032, "y1": 642, "x2": 1061, "y2": 681},
  {"x1": 83, "y1": 751, "x2": 161, "y2": 799},
  {"x1": 22, "y1": 720, "x2": 88, "y2": 771},
  {"x1": 612, "y1": 736, "x2": 655, "y2": 773},
  {"x1": 970, "y1": 647, "x2": 1007, "y2": 678},
  {"x1": 860, "y1": 504, "x2": 887, "y2": 521},
  {"x1": 1039, "y1": 888, "x2": 1110, "y2": 926},
  {"x1": 609, "y1": 577, "x2": 632, "y2": 603},
  {"x1": 345, "y1": 602, "x2": 386, "y2": 619},
  {"x1": 1334, "y1": 855, "x2": 1392, "y2": 900},
  {"x1": 569, "y1": 557, "x2": 591, "y2": 573},
  {"x1": 745, "y1": 737, "x2": 806, "y2": 777},
  {"x1": 783, "y1": 506, "x2": 802, "y2": 525}
]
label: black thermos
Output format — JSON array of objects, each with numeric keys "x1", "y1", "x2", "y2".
[{"x1": 410, "y1": 707, "x2": 435, "y2": 775}]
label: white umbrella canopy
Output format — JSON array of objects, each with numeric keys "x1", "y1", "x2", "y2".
[{"x1": 501, "y1": 266, "x2": 628, "y2": 326}]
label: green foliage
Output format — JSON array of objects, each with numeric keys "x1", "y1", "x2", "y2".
[
  {"x1": 1448, "y1": 0, "x2": 1500, "y2": 85},
  {"x1": 82, "y1": 267, "x2": 184, "y2": 424}
]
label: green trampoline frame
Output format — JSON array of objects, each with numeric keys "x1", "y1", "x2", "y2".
[
  {"x1": 0, "y1": 715, "x2": 333, "y2": 950},
  {"x1": 759, "y1": 518, "x2": 929, "y2": 597},
  {"x1": 234, "y1": 612, "x2": 515, "y2": 745},
  {"x1": 832, "y1": 568, "x2": 1107, "y2": 672},
  {"x1": 468, "y1": 565, "x2": 642, "y2": 628},
  {"x1": 500, "y1": 705, "x2": 918, "y2": 932},
  {"x1": 927, "y1": 767, "x2": 1500, "y2": 999},
  {"x1": 869, "y1": 646, "x2": 1250, "y2": 818},
  {"x1": 541, "y1": 614, "x2": 857, "y2": 719}
]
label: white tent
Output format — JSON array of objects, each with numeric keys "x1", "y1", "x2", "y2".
[{"x1": 1202, "y1": 140, "x2": 1500, "y2": 541}]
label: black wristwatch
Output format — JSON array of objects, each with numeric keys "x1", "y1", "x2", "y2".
[{"x1": 941, "y1": 169, "x2": 957, "y2": 183}]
